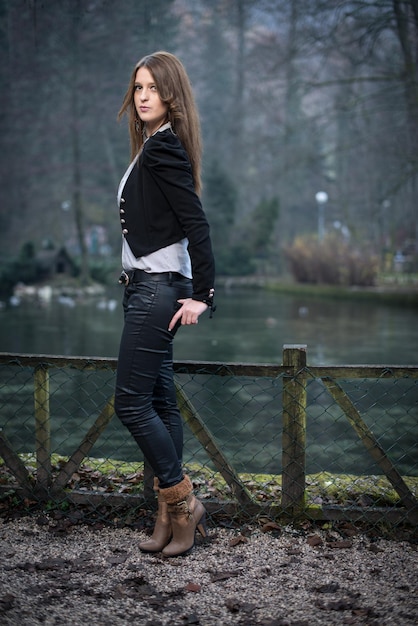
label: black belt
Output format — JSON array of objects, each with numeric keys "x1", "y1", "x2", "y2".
[{"x1": 118, "y1": 269, "x2": 185, "y2": 286}]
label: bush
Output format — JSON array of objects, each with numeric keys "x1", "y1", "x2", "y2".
[
  {"x1": 88, "y1": 258, "x2": 119, "y2": 285},
  {"x1": 214, "y1": 243, "x2": 256, "y2": 276},
  {"x1": 283, "y1": 234, "x2": 379, "y2": 286},
  {"x1": 0, "y1": 242, "x2": 42, "y2": 297}
]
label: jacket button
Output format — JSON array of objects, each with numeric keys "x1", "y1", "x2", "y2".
[
  {"x1": 122, "y1": 229, "x2": 128, "y2": 235},
  {"x1": 120, "y1": 208, "x2": 125, "y2": 214},
  {"x1": 120, "y1": 197, "x2": 125, "y2": 203},
  {"x1": 120, "y1": 219, "x2": 125, "y2": 224}
]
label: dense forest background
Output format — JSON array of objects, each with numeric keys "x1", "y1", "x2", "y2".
[{"x1": 0, "y1": 0, "x2": 417, "y2": 282}]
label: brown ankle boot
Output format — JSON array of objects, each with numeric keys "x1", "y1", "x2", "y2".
[
  {"x1": 139, "y1": 478, "x2": 172, "y2": 553},
  {"x1": 160, "y1": 475, "x2": 207, "y2": 558}
]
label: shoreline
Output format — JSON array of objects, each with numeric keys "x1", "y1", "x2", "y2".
[{"x1": 217, "y1": 276, "x2": 418, "y2": 308}]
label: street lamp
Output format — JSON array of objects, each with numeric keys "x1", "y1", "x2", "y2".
[
  {"x1": 315, "y1": 191, "x2": 328, "y2": 242},
  {"x1": 60, "y1": 201, "x2": 71, "y2": 248}
]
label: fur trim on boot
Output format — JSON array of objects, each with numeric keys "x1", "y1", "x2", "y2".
[{"x1": 159, "y1": 475, "x2": 193, "y2": 505}]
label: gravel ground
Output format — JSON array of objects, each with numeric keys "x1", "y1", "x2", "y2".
[{"x1": 0, "y1": 516, "x2": 417, "y2": 626}]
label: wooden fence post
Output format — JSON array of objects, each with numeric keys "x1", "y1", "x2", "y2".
[
  {"x1": 281, "y1": 344, "x2": 307, "y2": 513},
  {"x1": 34, "y1": 364, "x2": 51, "y2": 492}
]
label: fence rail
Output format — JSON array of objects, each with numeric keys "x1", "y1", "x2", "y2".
[{"x1": 0, "y1": 347, "x2": 417, "y2": 528}]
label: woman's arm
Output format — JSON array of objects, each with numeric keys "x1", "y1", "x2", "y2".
[{"x1": 143, "y1": 132, "x2": 215, "y2": 304}]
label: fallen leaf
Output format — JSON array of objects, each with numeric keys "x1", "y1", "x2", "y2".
[
  {"x1": 368, "y1": 543, "x2": 383, "y2": 553},
  {"x1": 313, "y1": 582, "x2": 340, "y2": 594},
  {"x1": 185, "y1": 582, "x2": 201, "y2": 593},
  {"x1": 182, "y1": 614, "x2": 199, "y2": 625},
  {"x1": 107, "y1": 554, "x2": 128, "y2": 565},
  {"x1": 225, "y1": 598, "x2": 241, "y2": 613},
  {"x1": 210, "y1": 570, "x2": 241, "y2": 582},
  {"x1": 0, "y1": 594, "x2": 15, "y2": 611},
  {"x1": 229, "y1": 534, "x2": 248, "y2": 547},
  {"x1": 37, "y1": 557, "x2": 71, "y2": 570},
  {"x1": 315, "y1": 598, "x2": 354, "y2": 611},
  {"x1": 261, "y1": 521, "x2": 281, "y2": 533},
  {"x1": 307, "y1": 534, "x2": 323, "y2": 547}
]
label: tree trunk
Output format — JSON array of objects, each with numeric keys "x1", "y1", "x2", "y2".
[{"x1": 71, "y1": 0, "x2": 90, "y2": 285}]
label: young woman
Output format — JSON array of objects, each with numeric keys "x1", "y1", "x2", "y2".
[{"x1": 114, "y1": 51, "x2": 215, "y2": 557}]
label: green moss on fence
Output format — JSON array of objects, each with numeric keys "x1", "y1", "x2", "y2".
[{"x1": 1, "y1": 454, "x2": 417, "y2": 509}]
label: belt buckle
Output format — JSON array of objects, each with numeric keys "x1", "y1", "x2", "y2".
[{"x1": 118, "y1": 270, "x2": 130, "y2": 286}]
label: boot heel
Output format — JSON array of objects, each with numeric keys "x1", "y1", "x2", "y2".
[{"x1": 196, "y1": 511, "x2": 207, "y2": 538}]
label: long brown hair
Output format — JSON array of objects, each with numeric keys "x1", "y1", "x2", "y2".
[{"x1": 118, "y1": 51, "x2": 202, "y2": 195}]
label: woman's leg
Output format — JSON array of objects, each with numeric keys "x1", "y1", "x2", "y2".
[
  {"x1": 152, "y1": 342, "x2": 183, "y2": 464},
  {"x1": 114, "y1": 278, "x2": 190, "y2": 488}
]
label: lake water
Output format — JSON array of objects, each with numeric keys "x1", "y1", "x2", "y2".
[
  {"x1": 0, "y1": 286, "x2": 417, "y2": 476},
  {"x1": 1, "y1": 285, "x2": 417, "y2": 365}
]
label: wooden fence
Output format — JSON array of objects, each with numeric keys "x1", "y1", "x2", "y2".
[{"x1": 0, "y1": 347, "x2": 417, "y2": 526}]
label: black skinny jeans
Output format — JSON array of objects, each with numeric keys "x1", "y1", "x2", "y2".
[{"x1": 114, "y1": 275, "x2": 192, "y2": 488}]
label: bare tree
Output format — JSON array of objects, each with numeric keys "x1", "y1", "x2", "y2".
[{"x1": 1, "y1": 0, "x2": 417, "y2": 277}]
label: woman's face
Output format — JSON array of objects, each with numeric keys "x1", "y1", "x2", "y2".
[{"x1": 134, "y1": 66, "x2": 168, "y2": 136}]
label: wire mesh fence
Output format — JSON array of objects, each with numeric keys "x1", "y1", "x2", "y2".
[{"x1": 0, "y1": 349, "x2": 417, "y2": 532}]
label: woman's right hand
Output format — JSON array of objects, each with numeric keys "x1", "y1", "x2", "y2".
[{"x1": 168, "y1": 298, "x2": 208, "y2": 331}]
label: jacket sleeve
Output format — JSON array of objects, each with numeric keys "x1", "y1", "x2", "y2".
[{"x1": 142, "y1": 133, "x2": 215, "y2": 303}]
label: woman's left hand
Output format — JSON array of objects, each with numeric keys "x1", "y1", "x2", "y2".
[{"x1": 168, "y1": 298, "x2": 208, "y2": 331}]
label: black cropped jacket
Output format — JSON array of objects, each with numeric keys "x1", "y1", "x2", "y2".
[{"x1": 119, "y1": 129, "x2": 215, "y2": 303}]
